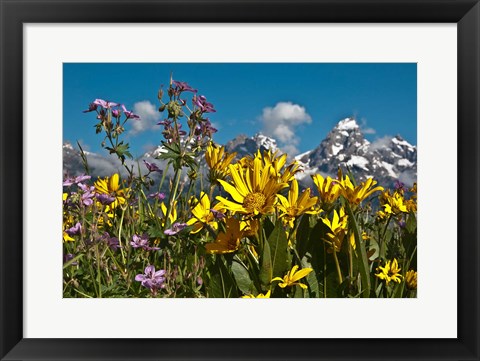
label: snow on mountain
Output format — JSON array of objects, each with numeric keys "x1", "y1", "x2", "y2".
[{"x1": 63, "y1": 117, "x2": 417, "y2": 187}]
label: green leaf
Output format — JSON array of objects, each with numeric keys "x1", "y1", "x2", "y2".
[
  {"x1": 296, "y1": 215, "x2": 312, "y2": 259},
  {"x1": 206, "y1": 257, "x2": 238, "y2": 298},
  {"x1": 345, "y1": 202, "x2": 371, "y2": 298},
  {"x1": 231, "y1": 259, "x2": 253, "y2": 295},
  {"x1": 259, "y1": 240, "x2": 273, "y2": 291},
  {"x1": 267, "y1": 220, "x2": 289, "y2": 280},
  {"x1": 406, "y1": 212, "x2": 417, "y2": 234}
]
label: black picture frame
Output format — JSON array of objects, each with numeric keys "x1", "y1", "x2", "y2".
[{"x1": 1, "y1": 1, "x2": 479, "y2": 360}]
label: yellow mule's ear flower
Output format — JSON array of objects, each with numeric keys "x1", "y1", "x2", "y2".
[
  {"x1": 381, "y1": 190, "x2": 408, "y2": 215},
  {"x1": 338, "y1": 173, "x2": 383, "y2": 205},
  {"x1": 241, "y1": 291, "x2": 271, "y2": 298},
  {"x1": 272, "y1": 265, "x2": 313, "y2": 289},
  {"x1": 216, "y1": 157, "x2": 288, "y2": 216},
  {"x1": 186, "y1": 192, "x2": 222, "y2": 234},
  {"x1": 277, "y1": 179, "x2": 320, "y2": 228},
  {"x1": 205, "y1": 142, "x2": 237, "y2": 184},
  {"x1": 205, "y1": 217, "x2": 244, "y2": 254},
  {"x1": 375, "y1": 258, "x2": 403, "y2": 285},
  {"x1": 312, "y1": 174, "x2": 342, "y2": 205},
  {"x1": 321, "y1": 207, "x2": 348, "y2": 252},
  {"x1": 405, "y1": 270, "x2": 417, "y2": 290}
]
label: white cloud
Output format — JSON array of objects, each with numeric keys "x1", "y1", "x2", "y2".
[
  {"x1": 129, "y1": 100, "x2": 161, "y2": 135},
  {"x1": 370, "y1": 135, "x2": 392, "y2": 151},
  {"x1": 260, "y1": 102, "x2": 312, "y2": 156},
  {"x1": 360, "y1": 117, "x2": 376, "y2": 135}
]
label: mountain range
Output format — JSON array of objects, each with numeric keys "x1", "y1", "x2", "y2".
[{"x1": 63, "y1": 117, "x2": 417, "y2": 187}]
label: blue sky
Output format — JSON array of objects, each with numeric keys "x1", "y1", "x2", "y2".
[{"x1": 63, "y1": 63, "x2": 416, "y2": 157}]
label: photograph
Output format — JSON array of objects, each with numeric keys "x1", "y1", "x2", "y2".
[{"x1": 62, "y1": 63, "x2": 417, "y2": 298}]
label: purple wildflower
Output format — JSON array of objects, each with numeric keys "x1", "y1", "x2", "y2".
[
  {"x1": 164, "y1": 222, "x2": 187, "y2": 236},
  {"x1": 63, "y1": 253, "x2": 78, "y2": 266},
  {"x1": 148, "y1": 192, "x2": 166, "y2": 201},
  {"x1": 93, "y1": 99, "x2": 119, "y2": 109},
  {"x1": 394, "y1": 180, "x2": 406, "y2": 192},
  {"x1": 172, "y1": 80, "x2": 197, "y2": 94},
  {"x1": 121, "y1": 104, "x2": 140, "y2": 120},
  {"x1": 77, "y1": 183, "x2": 95, "y2": 206},
  {"x1": 143, "y1": 160, "x2": 162, "y2": 173},
  {"x1": 135, "y1": 265, "x2": 166, "y2": 293},
  {"x1": 83, "y1": 103, "x2": 98, "y2": 113},
  {"x1": 112, "y1": 109, "x2": 121, "y2": 118},
  {"x1": 96, "y1": 193, "x2": 115, "y2": 205},
  {"x1": 130, "y1": 234, "x2": 160, "y2": 251},
  {"x1": 63, "y1": 177, "x2": 76, "y2": 187},
  {"x1": 75, "y1": 174, "x2": 91, "y2": 183},
  {"x1": 210, "y1": 209, "x2": 225, "y2": 220},
  {"x1": 193, "y1": 95, "x2": 216, "y2": 113},
  {"x1": 100, "y1": 232, "x2": 120, "y2": 251},
  {"x1": 66, "y1": 222, "x2": 82, "y2": 236}
]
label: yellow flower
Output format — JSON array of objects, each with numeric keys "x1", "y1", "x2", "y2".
[
  {"x1": 240, "y1": 218, "x2": 260, "y2": 237},
  {"x1": 321, "y1": 207, "x2": 348, "y2": 252},
  {"x1": 216, "y1": 157, "x2": 288, "y2": 216},
  {"x1": 186, "y1": 192, "x2": 222, "y2": 233},
  {"x1": 312, "y1": 174, "x2": 342, "y2": 205},
  {"x1": 160, "y1": 201, "x2": 177, "y2": 226},
  {"x1": 205, "y1": 217, "x2": 244, "y2": 254},
  {"x1": 277, "y1": 179, "x2": 320, "y2": 228},
  {"x1": 375, "y1": 258, "x2": 403, "y2": 284},
  {"x1": 337, "y1": 169, "x2": 383, "y2": 205},
  {"x1": 241, "y1": 291, "x2": 271, "y2": 298},
  {"x1": 272, "y1": 265, "x2": 313, "y2": 289},
  {"x1": 205, "y1": 142, "x2": 237, "y2": 184},
  {"x1": 381, "y1": 190, "x2": 408, "y2": 215},
  {"x1": 94, "y1": 173, "x2": 129, "y2": 210},
  {"x1": 405, "y1": 270, "x2": 417, "y2": 290},
  {"x1": 63, "y1": 193, "x2": 75, "y2": 242}
]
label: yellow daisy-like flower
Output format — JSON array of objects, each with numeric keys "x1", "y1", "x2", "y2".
[
  {"x1": 205, "y1": 142, "x2": 237, "y2": 184},
  {"x1": 160, "y1": 201, "x2": 177, "y2": 227},
  {"x1": 63, "y1": 193, "x2": 75, "y2": 242},
  {"x1": 94, "y1": 173, "x2": 129, "y2": 210},
  {"x1": 321, "y1": 207, "x2": 349, "y2": 253},
  {"x1": 272, "y1": 265, "x2": 313, "y2": 289},
  {"x1": 375, "y1": 258, "x2": 403, "y2": 284},
  {"x1": 186, "y1": 192, "x2": 223, "y2": 234},
  {"x1": 312, "y1": 174, "x2": 342, "y2": 205},
  {"x1": 337, "y1": 169, "x2": 383, "y2": 205},
  {"x1": 216, "y1": 157, "x2": 288, "y2": 216},
  {"x1": 241, "y1": 291, "x2": 271, "y2": 298},
  {"x1": 205, "y1": 217, "x2": 244, "y2": 254},
  {"x1": 240, "y1": 218, "x2": 260, "y2": 237},
  {"x1": 277, "y1": 179, "x2": 320, "y2": 228},
  {"x1": 381, "y1": 190, "x2": 408, "y2": 215},
  {"x1": 405, "y1": 269, "x2": 417, "y2": 290}
]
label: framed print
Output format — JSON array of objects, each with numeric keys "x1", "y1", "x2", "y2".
[{"x1": 1, "y1": 0, "x2": 479, "y2": 360}]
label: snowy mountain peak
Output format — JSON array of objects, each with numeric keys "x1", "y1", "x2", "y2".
[
  {"x1": 225, "y1": 132, "x2": 278, "y2": 158},
  {"x1": 336, "y1": 117, "x2": 359, "y2": 131}
]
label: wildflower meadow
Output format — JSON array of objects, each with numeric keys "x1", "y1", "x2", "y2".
[{"x1": 63, "y1": 77, "x2": 417, "y2": 298}]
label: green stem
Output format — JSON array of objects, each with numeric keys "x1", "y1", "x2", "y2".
[
  {"x1": 331, "y1": 249, "x2": 344, "y2": 284},
  {"x1": 164, "y1": 167, "x2": 182, "y2": 230},
  {"x1": 117, "y1": 209, "x2": 127, "y2": 267}
]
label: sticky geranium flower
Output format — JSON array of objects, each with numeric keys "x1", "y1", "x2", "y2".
[
  {"x1": 143, "y1": 160, "x2": 162, "y2": 173},
  {"x1": 135, "y1": 265, "x2": 166, "y2": 295},
  {"x1": 193, "y1": 95, "x2": 216, "y2": 113},
  {"x1": 172, "y1": 80, "x2": 197, "y2": 94},
  {"x1": 272, "y1": 265, "x2": 313, "y2": 289},
  {"x1": 121, "y1": 104, "x2": 140, "y2": 119},
  {"x1": 375, "y1": 258, "x2": 403, "y2": 285},
  {"x1": 130, "y1": 234, "x2": 159, "y2": 251},
  {"x1": 65, "y1": 222, "x2": 82, "y2": 236},
  {"x1": 77, "y1": 183, "x2": 95, "y2": 206},
  {"x1": 94, "y1": 173, "x2": 129, "y2": 210},
  {"x1": 93, "y1": 99, "x2": 118, "y2": 109},
  {"x1": 83, "y1": 103, "x2": 98, "y2": 113},
  {"x1": 95, "y1": 193, "x2": 115, "y2": 205},
  {"x1": 148, "y1": 192, "x2": 166, "y2": 201},
  {"x1": 164, "y1": 222, "x2": 188, "y2": 236}
]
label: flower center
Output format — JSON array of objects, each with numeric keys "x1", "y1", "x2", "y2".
[{"x1": 243, "y1": 192, "x2": 266, "y2": 212}]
